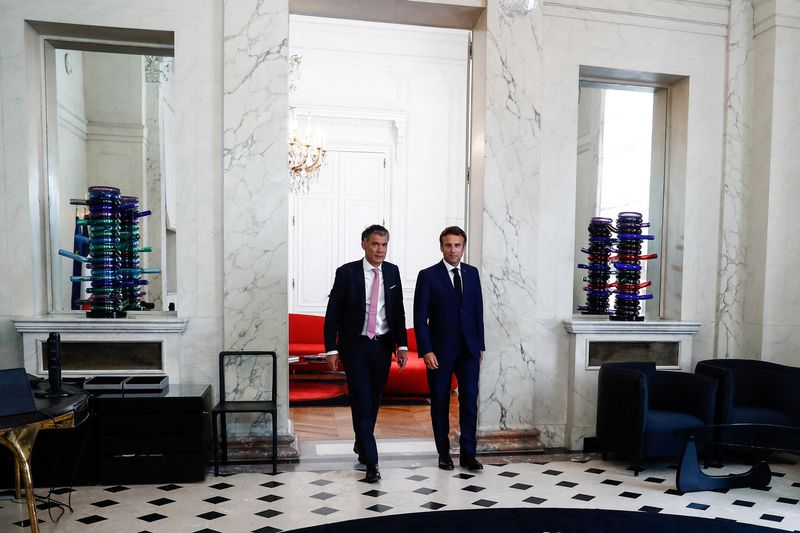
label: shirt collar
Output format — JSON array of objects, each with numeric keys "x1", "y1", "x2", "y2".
[
  {"x1": 363, "y1": 258, "x2": 382, "y2": 273},
  {"x1": 442, "y1": 259, "x2": 461, "y2": 271}
]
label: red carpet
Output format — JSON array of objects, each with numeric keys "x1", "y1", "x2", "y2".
[{"x1": 289, "y1": 381, "x2": 348, "y2": 403}]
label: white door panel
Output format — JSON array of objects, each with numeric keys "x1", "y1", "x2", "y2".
[{"x1": 290, "y1": 148, "x2": 388, "y2": 315}]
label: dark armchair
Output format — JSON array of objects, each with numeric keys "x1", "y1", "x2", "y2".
[
  {"x1": 695, "y1": 359, "x2": 800, "y2": 426},
  {"x1": 596, "y1": 362, "x2": 717, "y2": 469}
]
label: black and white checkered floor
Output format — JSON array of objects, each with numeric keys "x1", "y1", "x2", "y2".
[{"x1": 2, "y1": 452, "x2": 799, "y2": 532}]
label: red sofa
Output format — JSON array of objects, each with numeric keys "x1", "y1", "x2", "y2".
[{"x1": 289, "y1": 313, "x2": 431, "y2": 397}]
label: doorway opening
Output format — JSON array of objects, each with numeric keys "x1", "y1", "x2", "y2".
[{"x1": 286, "y1": 15, "x2": 472, "y2": 451}]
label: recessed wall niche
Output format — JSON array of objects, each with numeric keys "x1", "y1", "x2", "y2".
[{"x1": 30, "y1": 21, "x2": 178, "y2": 313}]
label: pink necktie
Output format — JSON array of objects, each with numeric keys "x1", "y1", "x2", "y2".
[{"x1": 366, "y1": 267, "x2": 380, "y2": 338}]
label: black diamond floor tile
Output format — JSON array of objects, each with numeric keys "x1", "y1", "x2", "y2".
[
  {"x1": 524, "y1": 496, "x2": 546, "y2": 505},
  {"x1": 194, "y1": 529, "x2": 222, "y2": 533},
  {"x1": 585, "y1": 468, "x2": 605, "y2": 474},
  {"x1": 498, "y1": 471, "x2": 519, "y2": 478},
  {"x1": 158, "y1": 484, "x2": 183, "y2": 491},
  {"x1": 261, "y1": 481, "x2": 284, "y2": 488},
  {"x1": 311, "y1": 492, "x2": 335, "y2": 500},
  {"x1": 777, "y1": 497, "x2": 799, "y2": 504},
  {"x1": 91, "y1": 499, "x2": 118, "y2": 508},
  {"x1": 733, "y1": 500, "x2": 755, "y2": 507},
  {"x1": 138, "y1": 513, "x2": 168, "y2": 523},
  {"x1": 620, "y1": 491, "x2": 641, "y2": 499},
  {"x1": 462, "y1": 485, "x2": 485, "y2": 493},
  {"x1": 644, "y1": 477, "x2": 665, "y2": 484},
  {"x1": 255, "y1": 509, "x2": 282, "y2": 519},
  {"x1": 407, "y1": 475, "x2": 428, "y2": 481},
  {"x1": 209, "y1": 482, "x2": 233, "y2": 490},
  {"x1": 557, "y1": 481, "x2": 578, "y2": 488},
  {"x1": 51, "y1": 487, "x2": 76, "y2": 495},
  {"x1": 664, "y1": 488, "x2": 683, "y2": 496},
  {"x1": 687, "y1": 502, "x2": 709, "y2": 511},
  {"x1": 510, "y1": 483, "x2": 532, "y2": 490},
  {"x1": 198, "y1": 511, "x2": 226, "y2": 520},
  {"x1": 543, "y1": 469, "x2": 563, "y2": 476},
  {"x1": 453, "y1": 473, "x2": 474, "y2": 480},
  {"x1": 258, "y1": 494, "x2": 283, "y2": 502},
  {"x1": 572, "y1": 494, "x2": 594, "y2": 502},
  {"x1": 472, "y1": 499, "x2": 496, "y2": 507},
  {"x1": 311, "y1": 507, "x2": 338, "y2": 516},
  {"x1": 104, "y1": 485, "x2": 129, "y2": 493},
  {"x1": 252, "y1": 526, "x2": 282, "y2": 533},
  {"x1": 363, "y1": 489, "x2": 387, "y2": 497},
  {"x1": 601, "y1": 479, "x2": 622, "y2": 486},
  {"x1": 147, "y1": 498, "x2": 175, "y2": 506},
  {"x1": 36, "y1": 501, "x2": 61, "y2": 510},
  {"x1": 760, "y1": 514, "x2": 784, "y2": 523},
  {"x1": 13, "y1": 519, "x2": 45, "y2": 527},
  {"x1": 205, "y1": 496, "x2": 230, "y2": 504},
  {"x1": 77, "y1": 515, "x2": 107, "y2": 525},
  {"x1": 310, "y1": 479, "x2": 333, "y2": 486},
  {"x1": 420, "y1": 501, "x2": 446, "y2": 510},
  {"x1": 639, "y1": 506, "x2": 662, "y2": 513},
  {"x1": 752, "y1": 486, "x2": 772, "y2": 492},
  {"x1": 367, "y1": 504, "x2": 392, "y2": 513},
  {"x1": 414, "y1": 487, "x2": 437, "y2": 495}
]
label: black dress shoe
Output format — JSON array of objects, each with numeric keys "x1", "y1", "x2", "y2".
[
  {"x1": 459, "y1": 455, "x2": 483, "y2": 471},
  {"x1": 438, "y1": 454, "x2": 454, "y2": 470},
  {"x1": 363, "y1": 465, "x2": 381, "y2": 483}
]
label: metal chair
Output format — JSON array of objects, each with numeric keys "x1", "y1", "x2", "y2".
[{"x1": 212, "y1": 351, "x2": 278, "y2": 475}]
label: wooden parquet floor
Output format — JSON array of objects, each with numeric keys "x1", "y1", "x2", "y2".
[{"x1": 289, "y1": 395, "x2": 460, "y2": 441}]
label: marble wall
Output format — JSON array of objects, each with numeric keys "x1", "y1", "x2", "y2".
[
  {"x1": 222, "y1": 0, "x2": 290, "y2": 434},
  {"x1": 2, "y1": 0, "x2": 800, "y2": 452},
  {"x1": 476, "y1": 0, "x2": 543, "y2": 441}
]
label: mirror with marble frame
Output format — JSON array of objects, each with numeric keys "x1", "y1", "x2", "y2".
[{"x1": 40, "y1": 28, "x2": 177, "y2": 313}]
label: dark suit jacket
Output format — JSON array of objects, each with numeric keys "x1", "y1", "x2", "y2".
[
  {"x1": 413, "y1": 261, "x2": 485, "y2": 360},
  {"x1": 324, "y1": 259, "x2": 408, "y2": 354}
]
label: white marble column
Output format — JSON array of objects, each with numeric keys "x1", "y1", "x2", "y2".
[
  {"x1": 477, "y1": 0, "x2": 544, "y2": 451},
  {"x1": 742, "y1": 1, "x2": 800, "y2": 365},
  {"x1": 223, "y1": 0, "x2": 290, "y2": 437},
  {"x1": 716, "y1": 1, "x2": 754, "y2": 359}
]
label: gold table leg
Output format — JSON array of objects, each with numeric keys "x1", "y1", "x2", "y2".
[{"x1": 1, "y1": 425, "x2": 41, "y2": 533}]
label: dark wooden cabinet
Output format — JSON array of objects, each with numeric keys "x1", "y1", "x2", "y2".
[
  {"x1": 93, "y1": 384, "x2": 212, "y2": 484},
  {"x1": 2, "y1": 384, "x2": 212, "y2": 487}
]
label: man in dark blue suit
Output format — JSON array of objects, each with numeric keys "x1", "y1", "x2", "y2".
[
  {"x1": 324, "y1": 224, "x2": 408, "y2": 483},
  {"x1": 414, "y1": 226, "x2": 485, "y2": 471}
]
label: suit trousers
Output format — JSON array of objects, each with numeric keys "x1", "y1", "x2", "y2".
[
  {"x1": 340, "y1": 335, "x2": 392, "y2": 466},
  {"x1": 426, "y1": 340, "x2": 480, "y2": 457}
]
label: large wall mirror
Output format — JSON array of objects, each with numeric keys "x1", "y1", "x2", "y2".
[{"x1": 40, "y1": 27, "x2": 177, "y2": 313}]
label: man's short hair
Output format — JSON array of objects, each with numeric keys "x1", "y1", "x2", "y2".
[
  {"x1": 362, "y1": 224, "x2": 390, "y2": 242},
  {"x1": 439, "y1": 226, "x2": 467, "y2": 246}
]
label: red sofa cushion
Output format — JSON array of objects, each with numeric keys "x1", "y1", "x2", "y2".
[{"x1": 289, "y1": 314, "x2": 325, "y2": 356}]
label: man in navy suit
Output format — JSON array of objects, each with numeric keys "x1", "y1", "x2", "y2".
[
  {"x1": 324, "y1": 224, "x2": 408, "y2": 483},
  {"x1": 414, "y1": 226, "x2": 485, "y2": 471}
]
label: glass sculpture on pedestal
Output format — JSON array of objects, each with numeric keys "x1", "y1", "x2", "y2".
[
  {"x1": 609, "y1": 212, "x2": 657, "y2": 321},
  {"x1": 59, "y1": 186, "x2": 159, "y2": 318},
  {"x1": 576, "y1": 211, "x2": 657, "y2": 320},
  {"x1": 577, "y1": 217, "x2": 614, "y2": 315}
]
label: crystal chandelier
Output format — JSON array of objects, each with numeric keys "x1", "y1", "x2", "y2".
[{"x1": 288, "y1": 54, "x2": 328, "y2": 194}]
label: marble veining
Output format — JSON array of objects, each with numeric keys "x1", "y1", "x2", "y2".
[
  {"x1": 223, "y1": 0, "x2": 289, "y2": 435},
  {"x1": 716, "y1": 0, "x2": 753, "y2": 360},
  {"x1": 479, "y1": 2, "x2": 543, "y2": 433}
]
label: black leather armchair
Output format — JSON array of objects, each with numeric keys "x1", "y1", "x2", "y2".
[
  {"x1": 695, "y1": 359, "x2": 800, "y2": 426},
  {"x1": 596, "y1": 362, "x2": 718, "y2": 469}
]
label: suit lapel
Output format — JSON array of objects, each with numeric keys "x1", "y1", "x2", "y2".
[
  {"x1": 355, "y1": 261, "x2": 366, "y2": 308},
  {"x1": 437, "y1": 261, "x2": 458, "y2": 303}
]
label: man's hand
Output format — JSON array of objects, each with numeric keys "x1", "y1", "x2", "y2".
[
  {"x1": 325, "y1": 353, "x2": 340, "y2": 371},
  {"x1": 396, "y1": 348, "x2": 408, "y2": 370},
  {"x1": 422, "y1": 352, "x2": 438, "y2": 369}
]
